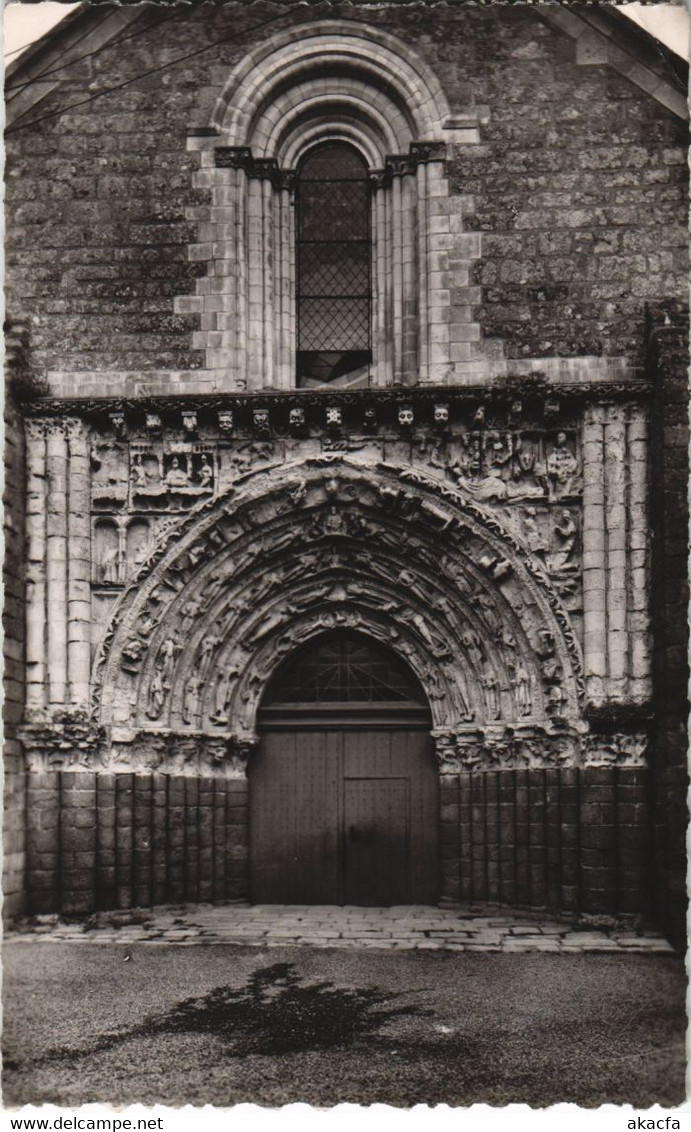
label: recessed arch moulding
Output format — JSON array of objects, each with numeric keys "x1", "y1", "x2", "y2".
[
  {"x1": 177, "y1": 20, "x2": 487, "y2": 387},
  {"x1": 93, "y1": 457, "x2": 589, "y2": 776}
]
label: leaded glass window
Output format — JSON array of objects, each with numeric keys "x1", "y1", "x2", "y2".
[
  {"x1": 263, "y1": 632, "x2": 426, "y2": 705},
  {"x1": 296, "y1": 144, "x2": 371, "y2": 388}
]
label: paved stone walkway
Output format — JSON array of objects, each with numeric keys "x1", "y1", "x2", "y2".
[{"x1": 8, "y1": 904, "x2": 675, "y2": 953}]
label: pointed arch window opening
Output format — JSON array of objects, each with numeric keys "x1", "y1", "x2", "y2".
[{"x1": 296, "y1": 143, "x2": 372, "y2": 389}]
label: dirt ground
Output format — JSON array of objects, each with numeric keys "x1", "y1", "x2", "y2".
[{"x1": 3, "y1": 941, "x2": 686, "y2": 1109}]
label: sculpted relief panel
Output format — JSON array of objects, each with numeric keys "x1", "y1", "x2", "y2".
[
  {"x1": 21, "y1": 394, "x2": 650, "y2": 774},
  {"x1": 94, "y1": 456, "x2": 584, "y2": 758}
]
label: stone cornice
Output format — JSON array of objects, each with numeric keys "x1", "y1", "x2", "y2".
[{"x1": 20, "y1": 379, "x2": 653, "y2": 423}]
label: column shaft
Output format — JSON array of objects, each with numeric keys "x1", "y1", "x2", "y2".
[
  {"x1": 603, "y1": 406, "x2": 628, "y2": 694},
  {"x1": 46, "y1": 423, "x2": 69, "y2": 706},
  {"x1": 582, "y1": 406, "x2": 607, "y2": 706},
  {"x1": 67, "y1": 420, "x2": 92, "y2": 708},
  {"x1": 627, "y1": 405, "x2": 652, "y2": 698},
  {"x1": 391, "y1": 173, "x2": 404, "y2": 384},
  {"x1": 416, "y1": 161, "x2": 430, "y2": 384},
  {"x1": 262, "y1": 177, "x2": 274, "y2": 388},
  {"x1": 25, "y1": 420, "x2": 47, "y2": 715},
  {"x1": 246, "y1": 176, "x2": 263, "y2": 390}
]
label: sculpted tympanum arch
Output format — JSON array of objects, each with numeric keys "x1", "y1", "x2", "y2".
[{"x1": 94, "y1": 458, "x2": 583, "y2": 753}]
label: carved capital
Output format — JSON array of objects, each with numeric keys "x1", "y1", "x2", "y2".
[
  {"x1": 409, "y1": 141, "x2": 447, "y2": 164},
  {"x1": 583, "y1": 730, "x2": 648, "y2": 767},
  {"x1": 24, "y1": 417, "x2": 48, "y2": 441},
  {"x1": 214, "y1": 146, "x2": 252, "y2": 170}
]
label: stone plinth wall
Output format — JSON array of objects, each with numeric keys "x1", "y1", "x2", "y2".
[
  {"x1": 27, "y1": 767, "x2": 650, "y2": 918},
  {"x1": 440, "y1": 766, "x2": 650, "y2": 916},
  {"x1": 27, "y1": 772, "x2": 248, "y2": 915}
]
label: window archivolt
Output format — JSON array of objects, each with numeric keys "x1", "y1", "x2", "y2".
[{"x1": 177, "y1": 21, "x2": 477, "y2": 389}]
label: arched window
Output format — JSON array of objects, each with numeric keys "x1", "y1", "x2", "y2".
[{"x1": 296, "y1": 144, "x2": 371, "y2": 388}]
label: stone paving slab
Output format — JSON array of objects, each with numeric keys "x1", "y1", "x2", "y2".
[{"x1": 6, "y1": 903, "x2": 676, "y2": 954}]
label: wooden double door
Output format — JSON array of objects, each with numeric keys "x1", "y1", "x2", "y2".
[{"x1": 249, "y1": 726, "x2": 439, "y2": 906}]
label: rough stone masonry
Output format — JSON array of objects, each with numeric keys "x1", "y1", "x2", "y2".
[{"x1": 3, "y1": 1, "x2": 688, "y2": 945}]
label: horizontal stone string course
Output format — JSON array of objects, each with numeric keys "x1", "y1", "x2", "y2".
[{"x1": 26, "y1": 766, "x2": 650, "y2": 918}]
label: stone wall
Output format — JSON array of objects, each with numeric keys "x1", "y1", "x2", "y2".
[
  {"x1": 3, "y1": 327, "x2": 28, "y2": 921},
  {"x1": 26, "y1": 765, "x2": 650, "y2": 919},
  {"x1": 649, "y1": 299, "x2": 689, "y2": 948},
  {"x1": 4, "y1": 3, "x2": 687, "y2": 392},
  {"x1": 27, "y1": 771, "x2": 248, "y2": 914}
]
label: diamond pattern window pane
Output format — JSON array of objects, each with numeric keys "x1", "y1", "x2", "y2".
[
  {"x1": 300, "y1": 144, "x2": 367, "y2": 181},
  {"x1": 299, "y1": 243, "x2": 369, "y2": 298},
  {"x1": 299, "y1": 182, "x2": 369, "y2": 241},
  {"x1": 299, "y1": 298, "x2": 369, "y2": 351},
  {"x1": 297, "y1": 143, "x2": 371, "y2": 361}
]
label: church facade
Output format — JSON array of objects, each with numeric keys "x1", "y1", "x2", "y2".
[{"x1": 4, "y1": 2, "x2": 688, "y2": 942}]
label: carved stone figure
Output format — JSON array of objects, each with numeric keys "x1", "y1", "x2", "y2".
[
  {"x1": 546, "y1": 432, "x2": 580, "y2": 499},
  {"x1": 146, "y1": 668, "x2": 166, "y2": 720},
  {"x1": 100, "y1": 545, "x2": 120, "y2": 585},
  {"x1": 131, "y1": 454, "x2": 147, "y2": 488},
  {"x1": 157, "y1": 635, "x2": 180, "y2": 685},
  {"x1": 522, "y1": 507, "x2": 548, "y2": 558},
  {"x1": 198, "y1": 454, "x2": 214, "y2": 488},
  {"x1": 547, "y1": 510, "x2": 579, "y2": 573},
  {"x1": 513, "y1": 662, "x2": 532, "y2": 716},
  {"x1": 474, "y1": 589, "x2": 500, "y2": 633},
  {"x1": 480, "y1": 664, "x2": 500, "y2": 719},
  {"x1": 546, "y1": 683, "x2": 566, "y2": 716},
  {"x1": 509, "y1": 437, "x2": 545, "y2": 498},
  {"x1": 460, "y1": 628, "x2": 483, "y2": 668},
  {"x1": 398, "y1": 406, "x2": 414, "y2": 428},
  {"x1": 121, "y1": 636, "x2": 146, "y2": 672},
  {"x1": 164, "y1": 456, "x2": 189, "y2": 488},
  {"x1": 182, "y1": 673, "x2": 202, "y2": 725}
]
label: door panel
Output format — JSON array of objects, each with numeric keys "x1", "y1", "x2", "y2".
[
  {"x1": 250, "y1": 730, "x2": 340, "y2": 903},
  {"x1": 251, "y1": 727, "x2": 439, "y2": 905},
  {"x1": 343, "y1": 778, "x2": 409, "y2": 905}
]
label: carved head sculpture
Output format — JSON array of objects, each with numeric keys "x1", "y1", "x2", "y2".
[
  {"x1": 109, "y1": 412, "x2": 126, "y2": 439},
  {"x1": 518, "y1": 441, "x2": 536, "y2": 472},
  {"x1": 555, "y1": 431, "x2": 567, "y2": 448},
  {"x1": 511, "y1": 400, "x2": 522, "y2": 418},
  {"x1": 544, "y1": 397, "x2": 560, "y2": 419},
  {"x1": 326, "y1": 406, "x2": 342, "y2": 429},
  {"x1": 473, "y1": 405, "x2": 485, "y2": 426},
  {"x1": 145, "y1": 412, "x2": 162, "y2": 433},
  {"x1": 182, "y1": 411, "x2": 197, "y2": 435},
  {"x1": 218, "y1": 410, "x2": 234, "y2": 433},
  {"x1": 253, "y1": 408, "x2": 270, "y2": 432},
  {"x1": 434, "y1": 403, "x2": 449, "y2": 427},
  {"x1": 363, "y1": 408, "x2": 377, "y2": 432},
  {"x1": 398, "y1": 406, "x2": 414, "y2": 428},
  {"x1": 289, "y1": 407, "x2": 305, "y2": 429}
]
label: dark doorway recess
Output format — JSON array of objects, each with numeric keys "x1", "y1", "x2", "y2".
[{"x1": 251, "y1": 632, "x2": 438, "y2": 905}]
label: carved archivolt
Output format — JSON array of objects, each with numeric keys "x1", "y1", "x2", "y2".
[{"x1": 94, "y1": 458, "x2": 583, "y2": 754}]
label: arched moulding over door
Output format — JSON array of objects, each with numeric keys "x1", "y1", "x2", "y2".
[
  {"x1": 177, "y1": 21, "x2": 463, "y2": 389},
  {"x1": 94, "y1": 458, "x2": 584, "y2": 770}
]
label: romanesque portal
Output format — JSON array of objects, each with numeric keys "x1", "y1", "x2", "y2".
[{"x1": 20, "y1": 399, "x2": 651, "y2": 916}]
